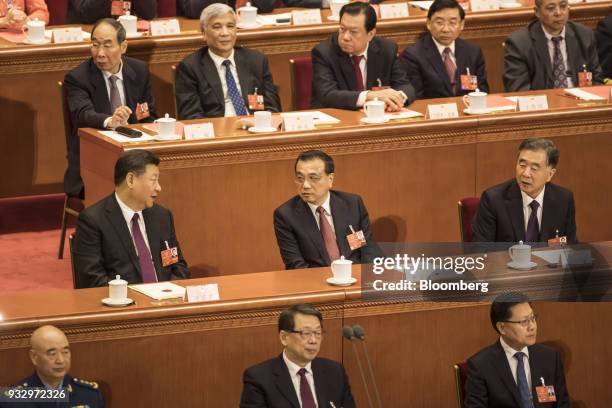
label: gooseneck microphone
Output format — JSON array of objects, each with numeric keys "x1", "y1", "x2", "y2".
[
  {"x1": 342, "y1": 325, "x2": 375, "y2": 408},
  {"x1": 353, "y1": 325, "x2": 383, "y2": 408}
]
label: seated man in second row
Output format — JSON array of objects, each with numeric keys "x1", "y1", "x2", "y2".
[
  {"x1": 176, "y1": 3, "x2": 281, "y2": 120},
  {"x1": 311, "y1": 2, "x2": 415, "y2": 112}
]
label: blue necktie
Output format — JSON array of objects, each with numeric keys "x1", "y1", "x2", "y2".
[
  {"x1": 515, "y1": 351, "x2": 533, "y2": 408},
  {"x1": 222, "y1": 59, "x2": 248, "y2": 116},
  {"x1": 525, "y1": 200, "x2": 540, "y2": 242}
]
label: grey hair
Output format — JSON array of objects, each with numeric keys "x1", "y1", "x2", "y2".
[{"x1": 200, "y1": 3, "x2": 236, "y2": 32}]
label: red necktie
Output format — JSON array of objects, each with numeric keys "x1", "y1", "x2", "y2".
[
  {"x1": 352, "y1": 55, "x2": 364, "y2": 92},
  {"x1": 443, "y1": 47, "x2": 456, "y2": 94},
  {"x1": 298, "y1": 368, "x2": 316, "y2": 408},
  {"x1": 317, "y1": 206, "x2": 340, "y2": 262}
]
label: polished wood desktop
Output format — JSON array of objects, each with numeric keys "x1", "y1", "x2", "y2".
[
  {"x1": 1, "y1": 3, "x2": 610, "y2": 197},
  {"x1": 79, "y1": 88, "x2": 612, "y2": 276},
  {"x1": 1, "y1": 265, "x2": 611, "y2": 407}
]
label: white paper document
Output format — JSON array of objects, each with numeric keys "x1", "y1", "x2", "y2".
[
  {"x1": 186, "y1": 284, "x2": 220, "y2": 303},
  {"x1": 307, "y1": 111, "x2": 341, "y2": 125},
  {"x1": 130, "y1": 281, "x2": 186, "y2": 300},
  {"x1": 533, "y1": 248, "x2": 593, "y2": 267},
  {"x1": 564, "y1": 88, "x2": 606, "y2": 101},
  {"x1": 385, "y1": 109, "x2": 423, "y2": 120},
  {"x1": 257, "y1": 13, "x2": 292, "y2": 26},
  {"x1": 408, "y1": 1, "x2": 434, "y2": 10},
  {"x1": 98, "y1": 130, "x2": 154, "y2": 143},
  {"x1": 45, "y1": 29, "x2": 89, "y2": 41}
]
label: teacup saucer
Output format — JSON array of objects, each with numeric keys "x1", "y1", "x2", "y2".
[
  {"x1": 248, "y1": 126, "x2": 278, "y2": 133},
  {"x1": 463, "y1": 108, "x2": 488, "y2": 115},
  {"x1": 23, "y1": 38, "x2": 51, "y2": 45},
  {"x1": 102, "y1": 297, "x2": 135, "y2": 307},
  {"x1": 360, "y1": 117, "x2": 389, "y2": 124},
  {"x1": 237, "y1": 22, "x2": 263, "y2": 29},
  {"x1": 327, "y1": 15, "x2": 340, "y2": 21},
  {"x1": 154, "y1": 134, "x2": 181, "y2": 141},
  {"x1": 506, "y1": 261, "x2": 537, "y2": 270},
  {"x1": 326, "y1": 277, "x2": 357, "y2": 286}
]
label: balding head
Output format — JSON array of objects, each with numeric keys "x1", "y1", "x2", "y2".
[{"x1": 29, "y1": 326, "x2": 71, "y2": 387}]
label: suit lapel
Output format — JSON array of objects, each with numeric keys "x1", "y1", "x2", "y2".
[
  {"x1": 201, "y1": 50, "x2": 226, "y2": 111},
  {"x1": 234, "y1": 48, "x2": 254, "y2": 109},
  {"x1": 89, "y1": 60, "x2": 112, "y2": 115},
  {"x1": 121, "y1": 58, "x2": 138, "y2": 123},
  {"x1": 295, "y1": 199, "x2": 330, "y2": 265},
  {"x1": 505, "y1": 181, "x2": 526, "y2": 242},
  {"x1": 528, "y1": 346, "x2": 544, "y2": 407},
  {"x1": 454, "y1": 39, "x2": 468, "y2": 94},
  {"x1": 540, "y1": 184, "x2": 558, "y2": 241},
  {"x1": 104, "y1": 195, "x2": 140, "y2": 273},
  {"x1": 530, "y1": 23, "x2": 554, "y2": 85},
  {"x1": 493, "y1": 341, "x2": 523, "y2": 407},
  {"x1": 365, "y1": 39, "x2": 383, "y2": 89},
  {"x1": 273, "y1": 355, "x2": 300, "y2": 408},
  {"x1": 424, "y1": 36, "x2": 452, "y2": 94},
  {"x1": 312, "y1": 358, "x2": 328, "y2": 408},
  {"x1": 333, "y1": 34, "x2": 359, "y2": 91},
  {"x1": 330, "y1": 192, "x2": 351, "y2": 258},
  {"x1": 564, "y1": 24, "x2": 581, "y2": 83},
  {"x1": 143, "y1": 207, "x2": 162, "y2": 277}
]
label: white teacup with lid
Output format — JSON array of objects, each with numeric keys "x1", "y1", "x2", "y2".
[
  {"x1": 462, "y1": 89, "x2": 488, "y2": 113},
  {"x1": 331, "y1": 256, "x2": 353, "y2": 283},
  {"x1": 363, "y1": 98, "x2": 386, "y2": 122},
  {"x1": 118, "y1": 11, "x2": 138, "y2": 36},
  {"x1": 155, "y1": 113, "x2": 177, "y2": 139},
  {"x1": 26, "y1": 18, "x2": 46, "y2": 44},
  {"x1": 103, "y1": 275, "x2": 133, "y2": 306},
  {"x1": 238, "y1": 2, "x2": 258, "y2": 27}
]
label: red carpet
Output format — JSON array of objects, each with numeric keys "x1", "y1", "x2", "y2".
[{"x1": 0, "y1": 229, "x2": 73, "y2": 294}]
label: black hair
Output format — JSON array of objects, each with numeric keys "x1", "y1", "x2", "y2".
[
  {"x1": 278, "y1": 304, "x2": 323, "y2": 332},
  {"x1": 114, "y1": 149, "x2": 160, "y2": 186},
  {"x1": 427, "y1": 0, "x2": 466, "y2": 20},
  {"x1": 91, "y1": 18, "x2": 127, "y2": 44},
  {"x1": 295, "y1": 150, "x2": 335, "y2": 175},
  {"x1": 339, "y1": 2, "x2": 377, "y2": 32},
  {"x1": 490, "y1": 292, "x2": 531, "y2": 334},
  {"x1": 518, "y1": 138, "x2": 559, "y2": 168}
]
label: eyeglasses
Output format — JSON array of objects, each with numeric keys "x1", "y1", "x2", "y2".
[
  {"x1": 503, "y1": 314, "x2": 537, "y2": 327},
  {"x1": 289, "y1": 330, "x2": 324, "y2": 340},
  {"x1": 432, "y1": 19, "x2": 461, "y2": 29},
  {"x1": 293, "y1": 174, "x2": 325, "y2": 185}
]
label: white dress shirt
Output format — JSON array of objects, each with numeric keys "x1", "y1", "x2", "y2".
[
  {"x1": 283, "y1": 350, "x2": 318, "y2": 408},
  {"x1": 521, "y1": 186, "x2": 545, "y2": 233},
  {"x1": 102, "y1": 60, "x2": 126, "y2": 128},
  {"x1": 353, "y1": 42, "x2": 369, "y2": 108},
  {"x1": 500, "y1": 337, "x2": 532, "y2": 390},
  {"x1": 432, "y1": 37, "x2": 457, "y2": 67},
  {"x1": 115, "y1": 193, "x2": 151, "y2": 255},
  {"x1": 542, "y1": 25, "x2": 575, "y2": 88},
  {"x1": 307, "y1": 192, "x2": 335, "y2": 233},
  {"x1": 208, "y1": 49, "x2": 243, "y2": 117}
]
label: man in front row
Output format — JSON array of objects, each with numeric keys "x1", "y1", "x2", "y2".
[
  {"x1": 274, "y1": 150, "x2": 379, "y2": 270},
  {"x1": 465, "y1": 292, "x2": 570, "y2": 408},
  {"x1": 175, "y1": 3, "x2": 281, "y2": 119},
  {"x1": 503, "y1": 0, "x2": 603, "y2": 92},
  {"x1": 311, "y1": 2, "x2": 415, "y2": 111},
  {"x1": 5, "y1": 325, "x2": 105, "y2": 407},
  {"x1": 64, "y1": 18, "x2": 157, "y2": 199},
  {"x1": 73, "y1": 150, "x2": 190, "y2": 288},
  {"x1": 240, "y1": 304, "x2": 355, "y2": 408},
  {"x1": 471, "y1": 138, "x2": 577, "y2": 244}
]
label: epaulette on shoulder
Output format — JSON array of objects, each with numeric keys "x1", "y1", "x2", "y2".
[{"x1": 72, "y1": 377, "x2": 99, "y2": 390}]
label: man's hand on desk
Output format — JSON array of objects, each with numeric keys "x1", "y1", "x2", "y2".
[
  {"x1": 0, "y1": 8, "x2": 27, "y2": 28},
  {"x1": 366, "y1": 88, "x2": 406, "y2": 112},
  {"x1": 107, "y1": 106, "x2": 132, "y2": 129}
]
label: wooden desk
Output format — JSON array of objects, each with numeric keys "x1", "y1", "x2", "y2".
[
  {"x1": 79, "y1": 88, "x2": 612, "y2": 276},
  {"x1": 1, "y1": 266, "x2": 611, "y2": 407},
  {"x1": 1, "y1": 3, "x2": 610, "y2": 197}
]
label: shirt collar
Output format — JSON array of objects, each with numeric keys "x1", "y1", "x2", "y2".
[
  {"x1": 542, "y1": 25, "x2": 566, "y2": 41},
  {"x1": 102, "y1": 59, "x2": 124, "y2": 81},
  {"x1": 115, "y1": 192, "x2": 143, "y2": 225},
  {"x1": 283, "y1": 349, "x2": 313, "y2": 377},
  {"x1": 351, "y1": 41, "x2": 369, "y2": 60},
  {"x1": 520, "y1": 185, "x2": 545, "y2": 211},
  {"x1": 307, "y1": 192, "x2": 332, "y2": 216},
  {"x1": 208, "y1": 48, "x2": 236, "y2": 70},
  {"x1": 431, "y1": 37, "x2": 455, "y2": 57},
  {"x1": 500, "y1": 336, "x2": 530, "y2": 359}
]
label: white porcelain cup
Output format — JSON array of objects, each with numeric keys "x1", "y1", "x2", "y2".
[
  {"x1": 155, "y1": 113, "x2": 176, "y2": 138},
  {"x1": 118, "y1": 13, "x2": 138, "y2": 36},
  {"x1": 108, "y1": 275, "x2": 128, "y2": 301},
  {"x1": 330, "y1": 0, "x2": 349, "y2": 17},
  {"x1": 238, "y1": 3, "x2": 258, "y2": 27},
  {"x1": 331, "y1": 256, "x2": 353, "y2": 282},
  {"x1": 26, "y1": 19, "x2": 46, "y2": 43},
  {"x1": 463, "y1": 90, "x2": 488, "y2": 113},
  {"x1": 364, "y1": 98, "x2": 385, "y2": 122},
  {"x1": 508, "y1": 241, "x2": 532, "y2": 266},
  {"x1": 254, "y1": 111, "x2": 272, "y2": 129}
]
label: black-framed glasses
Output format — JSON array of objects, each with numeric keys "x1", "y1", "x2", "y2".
[
  {"x1": 503, "y1": 314, "x2": 537, "y2": 328},
  {"x1": 288, "y1": 330, "x2": 324, "y2": 340}
]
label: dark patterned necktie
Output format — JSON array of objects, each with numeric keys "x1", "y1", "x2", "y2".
[
  {"x1": 525, "y1": 200, "x2": 540, "y2": 242},
  {"x1": 222, "y1": 59, "x2": 248, "y2": 116},
  {"x1": 352, "y1": 55, "x2": 364, "y2": 92},
  {"x1": 108, "y1": 75, "x2": 121, "y2": 113},
  {"x1": 551, "y1": 36, "x2": 568, "y2": 88},
  {"x1": 131, "y1": 213, "x2": 157, "y2": 283},
  {"x1": 515, "y1": 352, "x2": 534, "y2": 408},
  {"x1": 297, "y1": 368, "x2": 316, "y2": 408},
  {"x1": 443, "y1": 47, "x2": 456, "y2": 93},
  {"x1": 317, "y1": 206, "x2": 340, "y2": 262}
]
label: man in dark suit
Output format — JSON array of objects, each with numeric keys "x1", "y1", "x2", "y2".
[
  {"x1": 66, "y1": 0, "x2": 157, "y2": 24},
  {"x1": 4, "y1": 325, "x2": 105, "y2": 408},
  {"x1": 595, "y1": 14, "x2": 612, "y2": 80},
  {"x1": 63, "y1": 18, "x2": 157, "y2": 199},
  {"x1": 465, "y1": 292, "x2": 570, "y2": 408},
  {"x1": 175, "y1": 3, "x2": 281, "y2": 119},
  {"x1": 472, "y1": 138, "x2": 577, "y2": 244},
  {"x1": 73, "y1": 150, "x2": 189, "y2": 288},
  {"x1": 240, "y1": 304, "x2": 355, "y2": 408},
  {"x1": 274, "y1": 150, "x2": 379, "y2": 270},
  {"x1": 311, "y1": 2, "x2": 415, "y2": 111},
  {"x1": 401, "y1": 0, "x2": 488, "y2": 99},
  {"x1": 503, "y1": 0, "x2": 603, "y2": 92}
]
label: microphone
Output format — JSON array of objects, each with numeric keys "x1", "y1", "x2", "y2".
[
  {"x1": 342, "y1": 326, "x2": 375, "y2": 408},
  {"x1": 353, "y1": 325, "x2": 383, "y2": 408}
]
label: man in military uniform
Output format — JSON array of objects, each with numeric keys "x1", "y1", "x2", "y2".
[{"x1": 1, "y1": 325, "x2": 104, "y2": 408}]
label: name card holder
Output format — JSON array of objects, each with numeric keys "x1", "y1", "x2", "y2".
[
  {"x1": 186, "y1": 284, "x2": 220, "y2": 303},
  {"x1": 150, "y1": 19, "x2": 181, "y2": 36},
  {"x1": 53, "y1": 27, "x2": 83, "y2": 43},
  {"x1": 426, "y1": 103, "x2": 459, "y2": 119},
  {"x1": 380, "y1": 2, "x2": 410, "y2": 19},
  {"x1": 470, "y1": 0, "x2": 499, "y2": 11},
  {"x1": 281, "y1": 112, "x2": 315, "y2": 131},
  {"x1": 291, "y1": 9, "x2": 322, "y2": 26},
  {"x1": 184, "y1": 123, "x2": 215, "y2": 139},
  {"x1": 518, "y1": 95, "x2": 548, "y2": 111}
]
